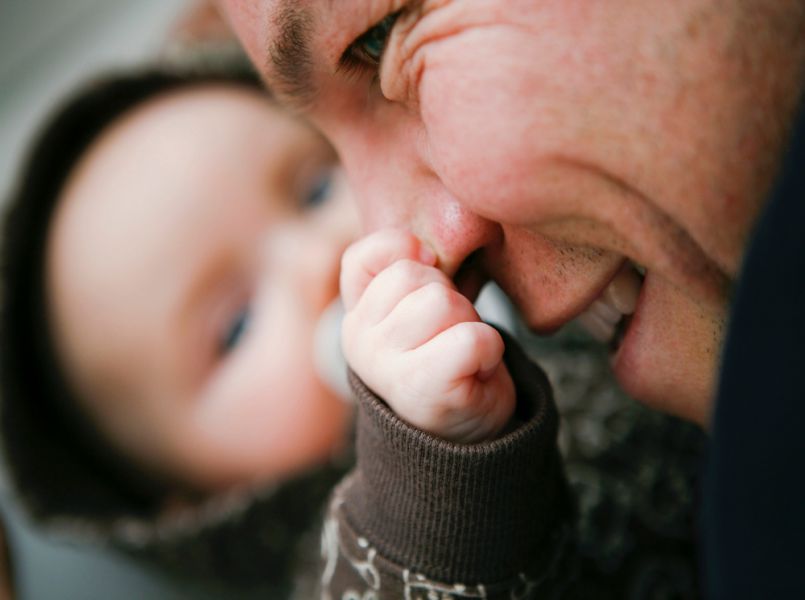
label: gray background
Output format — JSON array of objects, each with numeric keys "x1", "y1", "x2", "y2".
[
  {"x1": 0, "y1": 1, "x2": 260, "y2": 598},
  {"x1": 1, "y1": 0, "x2": 184, "y2": 197}
]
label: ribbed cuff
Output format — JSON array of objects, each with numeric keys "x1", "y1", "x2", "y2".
[{"x1": 343, "y1": 334, "x2": 567, "y2": 584}]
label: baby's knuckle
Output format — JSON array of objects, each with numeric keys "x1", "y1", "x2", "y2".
[
  {"x1": 453, "y1": 320, "x2": 481, "y2": 345},
  {"x1": 388, "y1": 258, "x2": 420, "y2": 281},
  {"x1": 457, "y1": 323, "x2": 494, "y2": 359},
  {"x1": 421, "y1": 281, "x2": 456, "y2": 311}
]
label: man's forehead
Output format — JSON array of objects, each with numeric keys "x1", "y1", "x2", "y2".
[{"x1": 257, "y1": 0, "x2": 368, "y2": 111}]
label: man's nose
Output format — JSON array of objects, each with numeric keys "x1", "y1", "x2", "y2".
[
  {"x1": 331, "y1": 110, "x2": 502, "y2": 280},
  {"x1": 409, "y1": 188, "x2": 502, "y2": 279}
]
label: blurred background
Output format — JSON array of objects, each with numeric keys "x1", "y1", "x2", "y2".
[
  {"x1": 0, "y1": 0, "x2": 188, "y2": 198},
  {"x1": 0, "y1": 2, "x2": 248, "y2": 597}
]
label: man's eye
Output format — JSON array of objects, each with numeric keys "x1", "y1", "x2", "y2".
[
  {"x1": 220, "y1": 307, "x2": 251, "y2": 354},
  {"x1": 341, "y1": 12, "x2": 401, "y2": 71}
]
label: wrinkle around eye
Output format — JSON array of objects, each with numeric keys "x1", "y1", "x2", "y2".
[
  {"x1": 380, "y1": 4, "x2": 532, "y2": 105},
  {"x1": 379, "y1": 5, "x2": 481, "y2": 105}
]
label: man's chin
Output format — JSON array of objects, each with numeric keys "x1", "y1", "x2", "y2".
[
  {"x1": 613, "y1": 344, "x2": 712, "y2": 427},
  {"x1": 610, "y1": 274, "x2": 721, "y2": 427}
]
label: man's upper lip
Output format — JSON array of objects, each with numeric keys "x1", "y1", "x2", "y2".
[
  {"x1": 518, "y1": 257, "x2": 631, "y2": 335},
  {"x1": 453, "y1": 245, "x2": 634, "y2": 332}
]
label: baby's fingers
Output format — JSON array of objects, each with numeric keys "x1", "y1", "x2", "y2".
[
  {"x1": 406, "y1": 321, "x2": 514, "y2": 442},
  {"x1": 355, "y1": 260, "x2": 454, "y2": 326},
  {"x1": 340, "y1": 229, "x2": 436, "y2": 310},
  {"x1": 378, "y1": 281, "x2": 479, "y2": 350},
  {"x1": 415, "y1": 321, "x2": 507, "y2": 384}
]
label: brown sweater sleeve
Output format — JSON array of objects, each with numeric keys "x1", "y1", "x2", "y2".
[{"x1": 319, "y1": 333, "x2": 573, "y2": 599}]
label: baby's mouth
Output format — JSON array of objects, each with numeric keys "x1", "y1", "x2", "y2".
[{"x1": 574, "y1": 262, "x2": 645, "y2": 353}]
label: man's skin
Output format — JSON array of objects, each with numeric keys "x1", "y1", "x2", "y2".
[{"x1": 217, "y1": 0, "x2": 805, "y2": 426}]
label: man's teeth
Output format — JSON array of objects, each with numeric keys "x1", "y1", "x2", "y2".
[
  {"x1": 575, "y1": 264, "x2": 643, "y2": 344},
  {"x1": 576, "y1": 302, "x2": 619, "y2": 343},
  {"x1": 602, "y1": 264, "x2": 641, "y2": 315}
]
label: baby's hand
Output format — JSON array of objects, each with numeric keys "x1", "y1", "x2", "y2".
[{"x1": 341, "y1": 229, "x2": 515, "y2": 443}]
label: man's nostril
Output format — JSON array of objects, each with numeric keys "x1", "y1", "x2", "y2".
[{"x1": 452, "y1": 250, "x2": 488, "y2": 302}]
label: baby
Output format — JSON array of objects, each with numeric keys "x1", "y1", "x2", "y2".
[
  {"x1": 1, "y1": 58, "x2": 518, "y2": 589},
  {"x1": 0, "y1": 65, "x2": 357, "y2": 524}
]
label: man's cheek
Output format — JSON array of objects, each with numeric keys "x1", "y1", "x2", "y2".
[{"x1": 417, "y1": 33, "x2": 556, "y2": 219}]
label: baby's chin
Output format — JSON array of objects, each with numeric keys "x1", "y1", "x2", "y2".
[{"x1": 313, "y1": 298, "x2": 352, "y2": 402}]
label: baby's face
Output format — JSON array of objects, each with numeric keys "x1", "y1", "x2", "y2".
[{"x1": 47, "y1": 85, "x2": 357, "y2": 491}]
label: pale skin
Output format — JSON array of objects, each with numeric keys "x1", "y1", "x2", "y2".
[
  {"x1": 219, "y1": 0, "x2": 805, "y2": 430},
  {"x1": 340, "y1": 229, "x2": 514, "y2": 443},
  {"x1": 49, "y1": 85, "x2": 358, "y2": 491}
]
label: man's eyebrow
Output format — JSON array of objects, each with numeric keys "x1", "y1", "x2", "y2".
[{"x1": 267, "y1": 3, "x2": 318, "y2": 110}]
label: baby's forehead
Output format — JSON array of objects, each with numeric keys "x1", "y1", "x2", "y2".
[
  {"x1": 48, "y1": 86, "x2": 273, "y2": 294},
  {"x1": 64, "y1": 85, "x2": 277, "y2": 183}
]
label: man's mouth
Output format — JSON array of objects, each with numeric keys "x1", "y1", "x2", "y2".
[
  {"x1": 574, "y1": 262, "x2": 645, "y2": 352},
  {"x1": 453, "y1": 250, "x2": 646, "y2": 354}
]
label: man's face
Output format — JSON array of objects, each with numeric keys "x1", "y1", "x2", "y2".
[{"x1": 219, "y1": 0, "x2": 803, "y2": 424}]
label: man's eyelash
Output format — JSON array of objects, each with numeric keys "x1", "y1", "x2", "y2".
[
  {"x1": 336, "y1": 49, "x2": 374, "y2": 80},
  {"x1": 337, "y1": 12, "x2": 401, "y2": 79}
]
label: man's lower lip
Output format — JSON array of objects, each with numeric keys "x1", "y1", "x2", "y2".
[{"x1": 609, "y1": 314, "x2": 632, "y2": 354}]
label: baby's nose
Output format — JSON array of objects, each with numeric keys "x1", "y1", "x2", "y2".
[{"x1": 260, "y1": 221, "x2": 344, "y2": 310}]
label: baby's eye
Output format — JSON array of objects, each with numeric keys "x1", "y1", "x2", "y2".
[
  {"x1": 220, "y1": 306, "x2": 251, "y2": 354},
  {"x1": 341, "y1": 12, "x2": 401, "y2": 70},
  {"x1": 303, "y1": 170, "x2": 334, "y2": 209}
]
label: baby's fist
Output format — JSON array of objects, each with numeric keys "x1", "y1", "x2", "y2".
[{"x1": 341, "y1": 230, "x2": 515, "y2": 443}]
